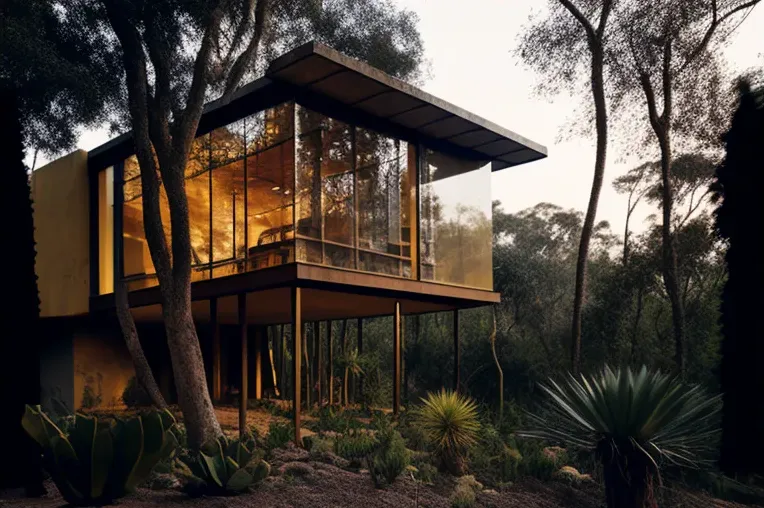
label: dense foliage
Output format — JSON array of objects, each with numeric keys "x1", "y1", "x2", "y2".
[{"x1": 712, "y1": 81, "x2": 764, "y2": 476}]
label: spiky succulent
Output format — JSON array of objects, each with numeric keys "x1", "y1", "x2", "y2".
[{"x1": 522, "y1": 365, "x2": 722, "y2": 470}]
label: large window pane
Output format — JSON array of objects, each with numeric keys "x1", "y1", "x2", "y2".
[
  {"x1": 98, "y1": 166, "x2": 114, "y2": 294},
  {"x1": 295, "y1": 105, "x2": 354, "y2": 269},
  {"x1": 211, "y1": 123, "x2": 245, "y2": 278},
  {"x1": 420, "y1": 149, "x2": 492, "y2": 289},
  {"x1": 356, "y1": 127, "x2": 414, "y2": 277},
  {"x1": 247, "y1": 104, "x2": 295, "y2": 271},
  {"x1": 121, "y1": 156, "x2": 172, "y2": 291}
]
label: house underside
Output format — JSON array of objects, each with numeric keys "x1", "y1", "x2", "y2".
[{"x1": 30, "y1": 42, "x2": 546, "y2": 443}]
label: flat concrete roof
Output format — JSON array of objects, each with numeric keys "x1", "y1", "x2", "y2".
[
  {"x1": 89, "y1": 42, "x2": 547, "y2": 172},
  {"x1": 267, "y1": 42, "x2": 547, "y2": 170}
]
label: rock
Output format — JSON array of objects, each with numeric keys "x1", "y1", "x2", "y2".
[
  {"x1": 313, "y1": 451, "x2": 350, "y2": 468},
  {"x1": 542, "y1": 446, "x2": 567, "y2": 463},
  {"x1": 554, "y1": 465, "x2": 593, "y2": 484},
  {"x1": 279, "y1": 461, "x2": 315, "y2": 479},
  {"x1": 145, "y1": 473, "x2": 181, "y2": 490},
  {"x1": 483, "y1": 489, "x2": 499, "y2": 495},
  {"x1": 270, "y1": 442, "x2": 310, "y2": 466}
]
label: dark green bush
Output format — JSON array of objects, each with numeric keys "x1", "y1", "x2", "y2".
[
  {"x1": 335, "y1": 430, "x2": 377, "y2": 463},
  {"x1": 265, "y1": 421, "x2": 294, "y2": 451},
  {"x1": 306, "y1": 406, "x2": 364, "y2": 434},
  {"x1": 121, "y1": 376, "x2": 154, "y2": 408},
  {"x1": 368, "y1": 424, "x2": 410, "y2": 488}
]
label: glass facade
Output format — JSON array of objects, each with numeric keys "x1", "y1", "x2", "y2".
[
  {"x1": 420, "y1": 150, "x2": 492, "y2": 289},
  {"x1": 97, "y1": 101, "x2": 492, "y2": 293}
]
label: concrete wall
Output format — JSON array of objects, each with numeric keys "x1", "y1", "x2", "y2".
[
  {"x1": 73, "y1": 331, "x2": 135, "y2": 410},
  {"x1": 39, "y1": 325, "x2": 75, "y2": 414},
  {"x1": 33, "y1": 150, "x2": 90, "y2": 317}
]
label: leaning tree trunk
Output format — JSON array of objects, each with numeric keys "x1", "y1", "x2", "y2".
[
  {"x1": 115, "y1": 282, "x2": 167, "y2": 408},
  {"x1": 571, "y1": 43, "x2": 608, "y2": 376}
]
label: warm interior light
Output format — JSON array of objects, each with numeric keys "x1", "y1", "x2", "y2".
[
  {"x1": 272, "y1": 186, "x2": 280, "y2": 191},
  {"x1": 284, "y1": 189, "x2": 291, "y2": 195},
  {"x1": 255, "y1": 214, "x2": 263, "y2": 219}
]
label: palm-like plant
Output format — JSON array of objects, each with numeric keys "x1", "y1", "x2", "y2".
[
  {"x1": 337, "y1": 348, "x2": 363, "y2": 407},
  {"x1": 522, "y1": 365, "x2": 721, "y2": 508},
  {"x1": 415, "y1": 390, "x2": 480, "y2": 475}
]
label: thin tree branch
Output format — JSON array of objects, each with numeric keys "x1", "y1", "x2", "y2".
[
  {"x1": 558, "y1": 0, "x2": 596, "y2": 41},
  {"x1": 223, "y1": 0, "x2": 269, "y2": 98}
]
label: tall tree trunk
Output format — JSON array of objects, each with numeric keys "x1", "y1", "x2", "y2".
[
  {"x1": 115, "y1": 281, "x2": 167, "y2": 409},
  {"x1": 571, "y1": 44, "x2": 608, "y2": 377},
  {"x1": 657, "y1": 130, "x2": 686, "y2": 375}
]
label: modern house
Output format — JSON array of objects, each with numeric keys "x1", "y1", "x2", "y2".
[{"x1": 32, "y1": 42, "x2": 546, "y2": 441}]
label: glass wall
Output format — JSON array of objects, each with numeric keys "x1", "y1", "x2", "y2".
[
  {"x1": 294, "y1": 105, "x2": 416, "y2": 277},
  {"x1": 120, "y1": 103, "x2": 295, "y2": 290},
  {"x1": 420, "y1": 149, "x2": 492, "y2": 289},
  {"x1": 106, "y1": 100, "x2": 492, "y2": 291}
]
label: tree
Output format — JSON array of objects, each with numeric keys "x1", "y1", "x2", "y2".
[
  {"x1": 613, "y1": 161, "x2": 652, "y2": 264},
  {"x1": 1, "y1": 0, "x2": 121, "y2": 490},
  {"x1": 712, "y1": 80, "x2": 764, "y2": 476},
  {"x1": 518, "y1": 0, "x2": 615, "y2": 375},
  {"x1": 609, "y1": 0, "x2": 760, "y2": 375},
  {"x1": 65, "y1": 0, "x2": 423, "y2": 450}
]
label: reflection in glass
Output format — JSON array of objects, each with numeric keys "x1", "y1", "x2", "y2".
[
  {"x1": 121, "y1": 155, "x2": 172, "y2": 291},
  {"x1": 356, "y1": 127, "x2": 414, "y2": 277},
  {"x1": 295, "y1": 105, "x2": 354, "y2": 269},
  {"x1": 420, "y1": 149, "x2": 492, "y2": 289}
]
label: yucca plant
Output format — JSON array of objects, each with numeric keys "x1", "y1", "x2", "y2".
[
  {"x1": 415, "y1": 390, "x2": 480, "y2": 475},
  {"x1": 522, "y1": 365, "x2": 722, "y2": 508}
]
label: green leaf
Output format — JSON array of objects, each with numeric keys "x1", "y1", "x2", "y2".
[{"x1": 226, "y1": 468, "x2": 254, "y2": 493}]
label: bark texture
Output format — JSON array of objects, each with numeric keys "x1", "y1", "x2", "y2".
[
  {"x1": 115, "y1": 282, "x2": 167, "y2": 409},
  {"x1": 561, "y1": 0, "x2": 614, "y2": 376}
]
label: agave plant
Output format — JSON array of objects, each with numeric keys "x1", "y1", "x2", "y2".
[
  {"x1": 415, "y1": 390, "x2": 480, "y2": 475},
  {"x1": 175, "y1": 432, "x2": 270, "y2": 496},
  {"x1": 522, "y1": 365, "x2": 721, "y2": 508},
  {"x1": 21, "y1": 405, "x2": 178, "y2": 506}
]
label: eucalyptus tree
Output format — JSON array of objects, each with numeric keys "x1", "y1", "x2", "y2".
[
  {"x1": 64, "y1": 0, "x2": 424, "y2": 449},
  {"x1": 518, "y1": 0, "x2": 616, "y2": 375},
  {"x1": 608, "y1": 0, "x2": 760, "y2": 375}
]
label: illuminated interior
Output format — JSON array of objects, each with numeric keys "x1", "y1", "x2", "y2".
[{"x1": 105, "y1": 102, "x2": 492, "y2": 292}]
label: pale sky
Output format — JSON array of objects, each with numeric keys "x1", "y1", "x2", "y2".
[{"x1": 39, "y1": 0, "x2": 763, "y2": 236}]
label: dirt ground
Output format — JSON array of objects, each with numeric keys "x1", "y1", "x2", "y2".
[{"x1": 1, "y1": 462, "x2": 756, "y2": 508}]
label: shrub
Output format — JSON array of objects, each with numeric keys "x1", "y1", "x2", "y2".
[
  {"x1": 335, "y1": 430, "x2": 377, "y2": 464},
  {"x1": 265, "y1": 421, "x2": 294, "y2": 451},
  {"x1": 413, "y1": 462, "x2": 438, "y2": 484},
  {"x1": 398, "y1": 410, "x2": 428, "y2": 451},
  {"x1": 122, "y1": 376, "x2": 154, "y2": 408},
  {"x1": 415, "y1": 390, "x2": 480, "y2": 475},
  {"x1": 307, "y1": 406, "x2": 363, "y2": 434},
  {"x1": 368, "y1": 424, "x2": 410, "y2": 488},
  {"x1": 450, "y1": 477, "x2": 482, "y2": 508},
  {"x1": 522, "y1": 365, "x2": 722, "y2": 508},
  {"x1": 175, "y1": 433, "x2": 270, "y2": 496},
  {"x1": 22, "y1": 405, "x2": 177, "y2": 506}
]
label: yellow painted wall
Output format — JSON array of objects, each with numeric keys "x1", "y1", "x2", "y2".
[
  {"x1": 33, "y1": 150, "x2": 90, "y2": 317},
  {"x1": 73, "y1": 333, "x2": 135, "y2": 410}
]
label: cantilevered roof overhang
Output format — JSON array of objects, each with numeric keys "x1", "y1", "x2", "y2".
[
  {"x1": 266, "y1": 42, "x2": 547, "y2": 170},
  {"x1": 88, "y1": 42, "x2": 546, "y2": 172}
]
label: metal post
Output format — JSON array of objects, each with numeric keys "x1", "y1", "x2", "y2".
[
  {"x1": 238, "y1": 293, "x2": 248, "y2": 437},
  {"x1": 291, "y1": 287, "x2": 302, "y2": 445},
  {"x1": 317, "y1": 322, "x2": 323, "y2": 405},
  {"x1": 393, "y1": 302, "x2": 401, "y2": 415},
  {"x1": 453, "y1": 309, "x2": 460, "y2": 392}
]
